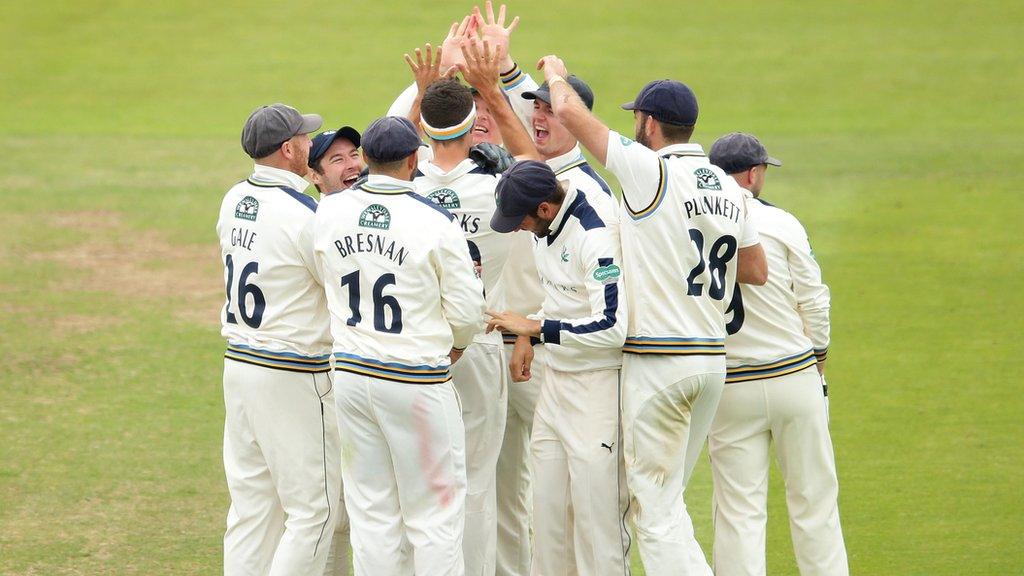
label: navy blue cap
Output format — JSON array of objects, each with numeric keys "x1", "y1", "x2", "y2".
[
  {"x1": 491, "y1": 160, "x2": 560, "y2": 233},
  {"x1": 308, "y1": 126, "x2": 361, "y2": 168},
  {"x1": 622, "y1": 80, "x2": 698, "y2": 126},
  {"x1": 361, "y1": 116, "x2": 421, "y2": 163},
  {"x1": 709, "y1": 132, "x2": 782, "y2": 174},
  {"x1": 523, "y1": 75, "x2": 595, "y2": 111}
]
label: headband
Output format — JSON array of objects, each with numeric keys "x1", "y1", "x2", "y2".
[{"x1": 421, "y1": 102, "x2": 477, "y2": 141}]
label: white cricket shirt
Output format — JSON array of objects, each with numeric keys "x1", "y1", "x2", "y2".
[
  {"x1": 725, "y1": 195, "x2": 830, "y2": 383},
  {"x1": 313, "y1": 174, "x2": 485, "y2": 384},
  {"x1": 414, "y1": 157, "x2": 512, "y2": 344},
  {"x1": 606, "y1": 132, "x2": 759, "y2": 376},
  {"x1": 216, "y1": 164, "x2": 332, "y2": 372},
  {"x1": 533, "y1": 188, "x2": 626, "y2": 372}
]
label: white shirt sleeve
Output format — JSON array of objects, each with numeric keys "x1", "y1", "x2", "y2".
[
  {"x1": 783, "y1": 215, "x2": 831, "y2": 361},
  {"x1": 605, "y1": 131, "x2": 665, "y2": 219},
  {"x1": 539, "y1": 229, "x2": 627, "y2": 350},
  {"x1": 435, "y1": 219, "x2": 487, "y2": 350},
  {"x1": 500, "y1": 63, "x2": 539, "y2": 133},
  {"x1": 738, "y1": 194, "x2": 761, "y2": 248},
  {"x1": 296, "y1": 213, "x2": 323, "y2": 286},
  {"x1": 386, "y1": 82, "x2": 419, "y2": 118}
]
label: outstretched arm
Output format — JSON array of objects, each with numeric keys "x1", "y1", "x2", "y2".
[
  {"x1": 538, "y1": 55, "x2": 611, "y2": 166},
  {"x1": 403, "y1": 42, "x2": 458, "y2": 129},
  {"x1": 459, "y1": 40, "x2": 538, "y2": 161}
]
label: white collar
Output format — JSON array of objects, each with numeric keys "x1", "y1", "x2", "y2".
[
  {"x1": 362, "y1": 173, "x2": 416, "y2": 193},
  {"x1": 545, "y1": 144, "x2": 585, "y2": 173},
  {"x1": 418, "y1": 158, "x2": 479, "y2": 183},
  {"x1": 544, "y1": 188, "x2": 580, "y2": 244},
  {"x1": 657, "y1": 142, "x2": 706, "y2": 157},
  {"x1": 250, "y1": 163, "x2": 309, "y2": 192}
]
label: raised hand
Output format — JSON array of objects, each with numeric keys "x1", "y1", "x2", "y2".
[
  {"x1": 472, "y1": 1, "x2": 519, "y2": 70},
  {"x1": 536, "y1": 54, "x2": 569, "y2": 83},
  {"x1": 404, "y1": 43, "x2": 456, "y2": 93},
  {"x1": 439, "y1": 15, "x2": 477, "y2": 72},
  {"x1": 457, "y1": 39, "x2": 505, "y2": 94}
]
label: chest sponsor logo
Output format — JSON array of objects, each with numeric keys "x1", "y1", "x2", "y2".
[
  {"x1": 359, "y1": 204, "x2": 391, "y2": 230},
  {"x1": 593, "y1": 263, "x2": 621, "y2": 284},
  {"x1": 427, "y1": 188, "x2": 461, "y2": 209},
  {"x1": 561, "y1": 246, "x2": 570, "y2": 263},
  {"x1": 694, "y1": 168, "x2": 722, "y2": 191},
  {"x1": 235, "y1": 196, "x2": 259, "y2": 221}
]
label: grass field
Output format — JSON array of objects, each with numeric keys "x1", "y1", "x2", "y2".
[{"x1": 1, "y1": 1, "x2": 1022, "y2": 574}]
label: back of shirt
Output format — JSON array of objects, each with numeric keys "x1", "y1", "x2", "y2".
[
  {"x1": 414, "y1": 158, "x2": 511, "y2": 306},
  {"x1": 313, "y1": 176, "x2": 485, "y2": 383},
  {"x1": 216, "y1": 177, "x2": 331, "y2": 367},
  {"x1": 606, "y1": 133, "x2": 758, "y2": 358},
  {"x1": 725, "y1": 198, "x2": 830, "y2": 380}
]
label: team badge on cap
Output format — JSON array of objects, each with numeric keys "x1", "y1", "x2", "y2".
[
  {"x1": 359, "y1": 204, "x2": 391, "y2": 230},
  {"x1": 694, "y1": 168, "x2": 722, "y2": 191},
  {"x1": 235, "y1": 196, "x2": 259, "y2": 221}
]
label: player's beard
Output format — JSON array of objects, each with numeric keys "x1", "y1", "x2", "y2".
[{"x1": 635, "y1": 115, "x2": 652, "y2": 149}]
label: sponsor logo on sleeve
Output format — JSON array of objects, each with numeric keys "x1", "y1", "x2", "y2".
[
  {"x1": 620, "y1": 135, "x2": 634, "y2": 146},
  {"x1": 359, "y1": 204, "x2": 391, "y2": 230},
  {"x1": 235, "y1": 196, "x2": 259, "y2": 221},
  {"x1": 593, "y1": 263, "x2": 621, "y2": 284}
]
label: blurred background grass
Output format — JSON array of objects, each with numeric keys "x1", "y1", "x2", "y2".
[{"x1": 1, "y1": 1, "x2": 1022, "y2": 574}]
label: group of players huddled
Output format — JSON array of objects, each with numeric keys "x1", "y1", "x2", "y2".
[{"x1": 216, "y1": 3, "x2": 849, "y2": 575}]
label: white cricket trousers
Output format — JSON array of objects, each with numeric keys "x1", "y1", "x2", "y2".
[
  {"x1": 496, "y1": 345, "x2": 544, "y2": 576},
  {"x1": 709, "y1": 367, "x2": 848, "y2": 576},
  {"x1": 223, "y1": 359, "x2": 341, "y2": 576},
  {"x1": 622, "y1": 354, "x2": 724, "y2": 576},
  {"x1": 531, "y1": 365, "x2": 631, "y2": 576},
  {"x1": 452, "y1": 341, "x2": 508, "y2": 576},
  {"x1": 334, "y1": 370, "x2": 467, "y2": 576}
]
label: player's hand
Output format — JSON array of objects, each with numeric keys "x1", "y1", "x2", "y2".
[
  {"x1": 485, "y1": 310, "x2": 541, "y2": 337},
  {"x1": 472, "y1": 1, "x2": 519, "y2": 71},
  {"x1": 449, "y1": 347, "x2": 465, "y2": 365},
  {"x1": 536, "y1": 54, "x2": 568, "y2": 83},
  {"x1": 404, "y1": 43, "x2": 457, "y2": 94},
  {"x1": 816, "y1": 360, "x2": 826, "y2": 376},
  {"x1": 457, "y1": 39, "x2": 505, "y2": 95},
  {"x1": 509, "y1": 335, "x2": 534, "y2": 382},
  {"x1": 439, "y1": 15, "x2": 477, "y2": 71}
]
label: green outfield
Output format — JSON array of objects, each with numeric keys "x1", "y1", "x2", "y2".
[{"x1": 1, "y1": 0, "x2": 1021, "y2": 574}]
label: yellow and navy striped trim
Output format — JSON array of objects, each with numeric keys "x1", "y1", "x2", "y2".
[
  {"x1": 333, "y1": 352, "x2": 451, "y2": 384},
  {"x1": 624, "y1": 158, "x2": 668, "y2": 220},
  {"x1": 725, "y1": 349, "x2": 817, "y2": 383},
  {"x1": 225, "y1": 343, "x2": 331, "y2": 373},
  {"x1": 623, "y1": 336, "x2": 725, "y2": 355},
  {"x1": 359, "y1": 182, "x2": 415, "y2": 195},
  {"x1": 554, "y1": 157, "x2": 588, "y2": 175},
  {"x1": 813, "y1": 347, "x2": 828, "y2": 363},
  {"x1": 500, "y1": 64, "x2": 526, "y2": 90}
]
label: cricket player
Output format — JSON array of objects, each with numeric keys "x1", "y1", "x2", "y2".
[
  {"x1": 308, "y1": 125, "x2": 364, "y2": 195},
  {"x1": 486, "y1": 160, "x2": 630, "y2": 576},
  {"x1": 393, "y1": 12, "x2": 546, "y2": 572},
  {"x1": 217, "y1": 103, "x2": 341, "y2": 576},
  {"x1": 707, "y1": 133, "x2": 848, "y2": 576},
  {"x1": 534, "y1": 56, "x2": 768, "y2": 575},
  {"x1": 403, "y1": 36, "x2": 539, "y2": 575},
  {"x1": 313, "y1": 115, "x2": 485, "y2": 576}
]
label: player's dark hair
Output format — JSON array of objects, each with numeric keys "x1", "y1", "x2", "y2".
[
  {"x1": 529, "y1": 180, "x2": 567, "y2": 216},
  {"x1": 365, "y1": 156, "x2": 407, "y2": 174},
  {"x1": 421, "y1": 78, "x2": 474, "y2": 143},
  {"x1": 655, "y1": 118, "x2": 694, "y2": 144}
]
